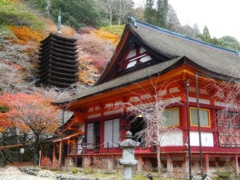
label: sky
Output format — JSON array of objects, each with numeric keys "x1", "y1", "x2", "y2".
[{"x1": 134, "y1": 0, "x2": 240, "y2": 42}]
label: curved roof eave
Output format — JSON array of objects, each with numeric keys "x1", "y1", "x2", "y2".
[{"x1": 53, "y1": 55, "x2": 240, "y2": 107}]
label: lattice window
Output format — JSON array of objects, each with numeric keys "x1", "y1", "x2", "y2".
[{"x1": 217, "y1": 110, "x2": 240, "y2": 147}]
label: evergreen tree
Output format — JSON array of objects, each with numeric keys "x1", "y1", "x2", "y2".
[
  {"x1": 27, "y1": 0, "x2": 100, "y2": 29},
  {"x1": 199, "y1": 26, "x2": 211, "y2": 43},
  {"x1": 144, "y1": 0, "x2": 156, "y2": 24},
  {"x1": 156, "y1": 0, "x2": 168, "y2": 28}
]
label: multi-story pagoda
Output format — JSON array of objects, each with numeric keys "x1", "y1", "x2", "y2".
[{"x1": 36, "y1": 33, "x2": 79, "y2": 88}]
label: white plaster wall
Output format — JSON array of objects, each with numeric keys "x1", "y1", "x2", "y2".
[
  {"x1": 190, "y1": 132, "x2": 214, "y2": 147},
  {"x1": 160, "y1": 130, "x2": 183, "y2": 146}
]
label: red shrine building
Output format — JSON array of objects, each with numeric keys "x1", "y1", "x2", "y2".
[{"x1": 45, "y1": 18, "x2": 240, "y2": 174}]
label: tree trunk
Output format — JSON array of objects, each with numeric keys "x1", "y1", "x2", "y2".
[
  {"x1": 157, "y1": 145, "x2": 161, "y2": 178},
  {"x1": 34, "y1": 133, "x2": 40, "y2": 165}
]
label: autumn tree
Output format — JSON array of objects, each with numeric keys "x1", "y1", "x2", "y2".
[
  {"x1": 175, "y1": 24, "x2": 200, "y2": 39},
  {"x1": 166, "y1": 4, "x2": 180, "y2": 31},
  {"x1": 98, "y1": 0, "x2": 116, "y2": 25},
  {"x1": 119, "y1": 79, "x2": 181, "y2": 177},
  {"x1": 115, "y1": 0, "x2": 134, "y2": 25},
  {"x1": 98, "y1": 0, "x2": 134, "y2": 25},
  {"x1": 0, "y1": 92, "x2": 61, "y2": 164}
]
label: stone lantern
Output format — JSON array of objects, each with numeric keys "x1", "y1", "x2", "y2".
[{"x1": 119, "y1": 131, "x2": 140, "y2": 180}]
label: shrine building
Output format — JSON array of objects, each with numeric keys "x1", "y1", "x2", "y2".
[{"x1": 45, "y1": 18, "x2": 240, "y2": 174}]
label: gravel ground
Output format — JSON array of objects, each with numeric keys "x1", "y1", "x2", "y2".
[{"x1": 0, "y1": 166, "x2": 52, "y2": 180}]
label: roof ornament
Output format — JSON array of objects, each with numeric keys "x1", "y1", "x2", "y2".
[
  {"x1": 127, "y1": 16, "x2": 137, "y2": 28},
  {"x1": 57, "y1": 9, "x2": 62, "y2": 34}
]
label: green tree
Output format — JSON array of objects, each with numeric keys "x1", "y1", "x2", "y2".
[
  {"x1": 144, "y1": 0, "x2": 156, "y2": 24},
  {"x1": 218, "y1": 36, "x2": 240, "y2": 51},
  {"x1": 27, "y1": 0, "x2": 100, "y2": 29},
  {"x1": 156, "y1": 0, "x2": 168, "y2": 28},
  {"x1": 198, "y1": 25, "x2": 211, "y2": 43},
  {"x1": 52, "y1": 0, "x2": 100, "y2": 29}
]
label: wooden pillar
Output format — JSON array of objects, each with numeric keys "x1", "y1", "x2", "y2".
[
  {"x1": 75, "y1": 138, "x2": 78, "y2": 166},
  {"x1": 167, "y1": 156, "x2": 173, "y2": 173},
  {"x1": 52, "y1": 143, "x2": 56, "y2": 160},
  {"x1": 59, "y1": 141, "x2": 62, "y2": 166},
  {"x1": 67, "y1": 139, "x2": 70, "y2": 160},
  {"x1": 99, "y1": 104, "x2": 104, "y2": 153},
  {"x1": 204, "y1": 154, "x2": 209, "y2": 174},
  {"x1": 234, "y1": 155, "x2": 239, "y2": 175}
]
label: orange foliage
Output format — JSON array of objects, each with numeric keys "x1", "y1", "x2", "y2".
[
  {"x1": 8, "y1": 25, "x2": 43, "y2": 44},
  {"x1": 0, "y1": 92, "x2": 60, "y2": 134},
  {"x1": 40, "y1": 17, "x2": 77, "y2": 39},
  {"x1": 92, "y1": 29, "x2": 120, "y2": 45},
  {"x1": 0, "y1": 117, "x2": 11, "y2": 132}
]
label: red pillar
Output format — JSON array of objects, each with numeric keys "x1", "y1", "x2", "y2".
[{"x1": 204, "y1": 154, "x2": 209, "y2": 174}]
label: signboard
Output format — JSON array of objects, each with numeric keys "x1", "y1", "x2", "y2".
[{"x1": 20, "y1": 148, "x2": 24, "y2": 154}]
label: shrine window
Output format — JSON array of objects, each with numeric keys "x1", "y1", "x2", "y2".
[
  {"x1": 87, "y1": 122, "x2": 100, "y2": 149},
  {"x1": 163, "y1": 108, "x2": 180, "y2": 127},
  {"x1": 190, "y1": 108, "x2": 210, "y2": 127},
  {"x1": 217, "y1": 110, "x2": 240, "y2": 147},
  {"x1": 104, "y1": 119, "x2": 120, "y2": 148}
]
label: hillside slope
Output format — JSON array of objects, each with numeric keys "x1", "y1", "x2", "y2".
[{"x1": 0, "y1": 0, "x2": 120, "y2": 100}]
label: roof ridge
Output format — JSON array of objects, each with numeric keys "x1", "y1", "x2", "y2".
[{"x1": 128, "y1": 16, "x2": 238, "y2": 55}]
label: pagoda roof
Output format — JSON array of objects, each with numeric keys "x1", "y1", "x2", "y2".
[
  {"x1": 40, "y1": 33, "x2": 77, "y2": 44},
  {"x1": 39, "y1": 42, "x2": 78, "y2": 52}
]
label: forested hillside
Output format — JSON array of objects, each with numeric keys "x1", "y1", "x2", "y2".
[
  {"x1": 1, "y1": 0, "x2": 239, "y2": 97},
  {"x1": 0, "y1": 0, "x2": 122, "y2": 100}
]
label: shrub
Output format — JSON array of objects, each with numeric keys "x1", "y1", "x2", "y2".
[
  {"x1": 41, "y1": 157, "x2": 52, "y2": 169},
  {"x1": 0, "y1": 25, "x2": 17, "y2": 41},
  {"x1": 8, "y1": 25, "x2": 43, "y2": 44},
  {"x1": 100, "y1": 25, "x2": 125, "y2": 37},
  {"x1": 64, "y1": 158, "x2": 74, "y2": 171},
  {"x1": 93, "y1": 29, "x2": 120, "y2": 45},
  {"x1": 52, "y1": 158, "x2": 60, "y2": 170},
  {"x1": 83, "y1": 157, "x2": 93, "y2": 174}
]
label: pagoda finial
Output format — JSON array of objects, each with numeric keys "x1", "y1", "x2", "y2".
[{"x1": 57, "y1": 9, "x2": 62, "y2": 34}]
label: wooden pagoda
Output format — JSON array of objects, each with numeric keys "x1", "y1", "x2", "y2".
[{"x1": 36, "y1": 33, "x2": 79, "y2": 88}]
